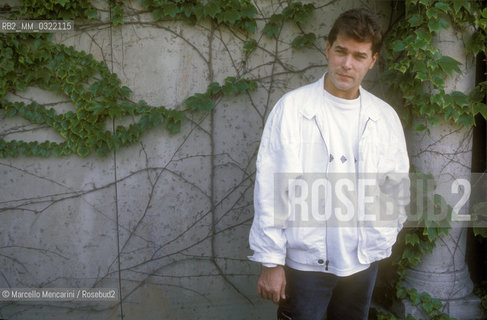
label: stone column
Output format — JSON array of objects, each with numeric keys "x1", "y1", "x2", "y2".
[{"x1": 398, "y1": 23, "x2": 483, "y2": 320}]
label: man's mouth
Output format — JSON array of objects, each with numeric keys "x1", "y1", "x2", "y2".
[{"x1": 337, "y1": 73, "x2": 353, "y2": 80}]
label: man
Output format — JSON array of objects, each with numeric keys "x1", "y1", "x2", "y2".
[{"x1": 249, "y1": 8, "x2": 410, "y2": 320}]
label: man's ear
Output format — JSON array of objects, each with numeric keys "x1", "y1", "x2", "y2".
[
  {"x1": 325, "y1": 41, "x2": 330, "y2": 59},
  {"x1": 369, "y1": 52, "x2": 378, "y2": 69}
]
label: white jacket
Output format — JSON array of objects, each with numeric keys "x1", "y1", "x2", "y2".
[{"x1": 249, "y1": 74, "x2": 410, "y2": 268}]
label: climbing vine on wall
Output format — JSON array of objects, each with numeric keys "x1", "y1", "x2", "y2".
[
  {"x1": 0, "y1": 0, "x2": 266, "y2": 157},
  {"x1": 0, "y1": 32, "x2": 257, "y2": 157},
  {"x1": 392, "y1": 172, "x2": 454, "y2": 320},
  {"x1": 0, "y1": 0, "x2": 319, "y2": 158},
  {"x1": 140, "y1": 0, "x2": 258, "y2": 33},
  {"x1": 383, "y1": 0, "x2": 487, "y2": 130},
  {"x1": 378, "y1": 1, "x2": 487, "y2": 319}
]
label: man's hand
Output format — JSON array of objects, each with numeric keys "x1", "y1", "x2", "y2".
[{"x1": 257, "y1": 265, "x2": 286, "y2": 304}]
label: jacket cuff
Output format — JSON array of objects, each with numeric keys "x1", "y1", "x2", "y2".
[
  {"x1": 262, "y1": 263, "x2": 279, "y2": 268},
  {"x1": 248, "y1": 252, "x2": 286, "y2": 266}
]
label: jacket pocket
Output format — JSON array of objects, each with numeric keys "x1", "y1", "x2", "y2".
[
  {"x1": 358, "y1": 225, "x2": 398, "y2": 264},
  {"x1": 285, "y1": 226, "x2": 325, "y2": 253}
]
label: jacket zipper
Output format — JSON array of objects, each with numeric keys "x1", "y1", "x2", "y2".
[
  {"x1": 357, "y1": 117, "x2": 373, "y2": 256},
  {"x1": 312, "y1": 114, "x2": 373, "y2": 271},
  {"x1": 313, "y1": 116, "x2": 330, "y2": 271}
]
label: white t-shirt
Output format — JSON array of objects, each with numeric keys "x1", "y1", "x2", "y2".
[{"x1": 286, "y1": 88, "x2": 370, "y2": 276}]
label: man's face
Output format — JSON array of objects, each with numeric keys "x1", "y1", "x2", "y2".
[{"x1": 325, "y1": 33, "x2": 378, "y2": 99}]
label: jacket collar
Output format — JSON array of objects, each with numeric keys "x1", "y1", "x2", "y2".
[{"x1": 300, "y1": 73, "x2": 381, "y2": 121}]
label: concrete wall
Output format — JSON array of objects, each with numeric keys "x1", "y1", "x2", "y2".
[{"x1": 0, "y1": 1, "x2": 391, "y2": 319}]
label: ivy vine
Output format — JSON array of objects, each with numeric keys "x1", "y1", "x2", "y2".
[
  {"x1": 383, "y1": 0, "x2": 487, "y2": 130},
  {"x1": 140, "y1": 0, "x2": 258, "y2": 33},
  {"x1": 379, "y1": 0, "x2": 487, "y2": 319},
  {"x1": 0, "y1": 0, "x2": 317, "y2": 158},
  {"x1": 13, "y1": 0, "x2": 98, "y2": 21},
  {"x1": 395, "y1": 172, "x2": 453, "y2": 319},
  {"x1": 0, "y1": 33, "x2": 257, "y2": 157}
]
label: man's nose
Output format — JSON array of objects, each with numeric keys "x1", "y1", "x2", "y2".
[{"x1": 343, "y1": 55, "x2": 352, "y2": 69}]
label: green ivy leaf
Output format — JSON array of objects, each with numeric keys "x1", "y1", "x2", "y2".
[
  {"x1": 451, "y1": 91, "x2": 469, "y2": 106},
  {"x1": 110, "y1": 4, "x2": 125, "y2": 26},
  {"x1": 240, "y1": 3, "x2": 257, "y2": 19},
  {"x1": 422, "y1": 301, "x2": 434, "y2": 314},
  {"x1": 237, "y1": 80, "x2": 250, "y2": 93},
  {"x1": 243, "y1": 39, "x2": 257, "y2": 54},
  {"x1": 184, "y1": 93, "x2": 215, "y2": 112},
  {"x1": 284, "y1": 2, "x2": 314, "y2": 26},
  {"x1": 164, "y1": 3, "x2": 180, "y2": 18},
  {"x1": 473, "y1": 103, "x2": 487, "y2": 119},
  {"x1": 428, "y1": 17, "x2": 449, "y2": 32},
  {"x1": 76, "y1": 145, "x2": 90, "y2": 157},
  {"x1": 430, "y1": 93, "x2": 443, "y2": 107},
  {"x1": 466, "y1": 31, "x2": 486, "y2": 56},
  {"x1": 396, "y1": 286, "x2": 407, "y2": 299},
  {"x1": 414, "y1": 28, "x2": 432, "y2": 45},
  {"x1": 472, "y1": 202, "x2": 487, "y2": 237},
  {"x1": 263, "y1": 14, "x2": 284, "y2": 37},
  {"x1": 438, "y1": 56, "x2": 462, "y2": 76},
  {"x1": 204, "y1": 1, "x2": 221, "y2": 18},
  {"x1": 408, "y1": 288, "x2": 421, "y2": 306},
  {"x1": 56, "y1": 0, "x2": 70, "y2": 7},
  {"x1": 6, "y1": 107, "x2": 17, "y2": 117},
  {"x1": 405, "y1": 233, "x2": 420, "y2": 246},
  {"x1": 408, "y1": 14, "x2": 422, "y2": 27},
  {"x1": 165, "y1": 109, "x2": 184, "y2": 134},
  {"x1": 423, "y1": 225, "x2": 438, "y2": 241},
  {"x1": 431, "y1": 75, "x2": 445, "y2": 87},
  {"x1": 166, "y1": 121, "x2": 181, "y2": 134},
  {"x1": 415, "y1": 72, "x2": 428, "y2": 81},
  {"x1": 426, "y1": 7, "x2": 439, "y2": 20},
  {"x1": 418, "y1": 0, "x2": 432, "y2": 6},
  {"x1": 192, "y1": 5, "x2": 205, "y2": 20},
  {"x1": 428, "y1": 117, "x2": 439, "y2": 126},
  {"x1": 434, "y1": 2, "x2": 449, "y2": 12},
  {"x1": 452, "y1": 1, "x2": 464, "y2": 14},
  {"x1": 248, "y1": 80, "x2": 258, "y2": 90},
  {"x1": 120, "y1": 86, "x2": 131, "y2": 98},
  {"x1": 243, "y1": 20, "x2": 256, "y2": 33},
  {"x1": 207, "y1": 82, "x2": 221, "y2": 95},
  {"x1": 456, "y1": 114, "x2": 474, "y2": 127},
  {"x1": 87, "y1": 103, "x2": 106, "y2": 116},
  {"x1": 85, "y1": 8, "x2": 98, "y2": 19},
  {"x1": 392, "y1": 40, "x2": 406, "y2": 52},
  {"x1": 291, "y1": 33, "x2": 316, "y2": 49},
  {"x1": 223, "y1": 9, "x2": 240, "y2": 24},
  {"x1": 443, "y1": 94, "x2": 453, "y2": 108},
  {"x1": 412, "y1": 60, "x2": 427, "y2": 74}
]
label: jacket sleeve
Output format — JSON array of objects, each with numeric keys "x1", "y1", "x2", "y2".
[
  {"x1": 248, "y1": 100, "x2": 297, "y2": 266},
  {"x1": 358, "y1": 106, "x2": 411, "y2": 264},
  {"x1": 378, "y1": 109, "x2": 410, "y2": 231}
]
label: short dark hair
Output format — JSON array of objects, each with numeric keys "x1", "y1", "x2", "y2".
[{"x1": 328, "y1": 8, "x2": 383, "y2": 55}]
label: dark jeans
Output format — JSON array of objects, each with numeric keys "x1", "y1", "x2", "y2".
[{"x1": 277, "y1": 263, "x2": 379, "y2": 320}]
